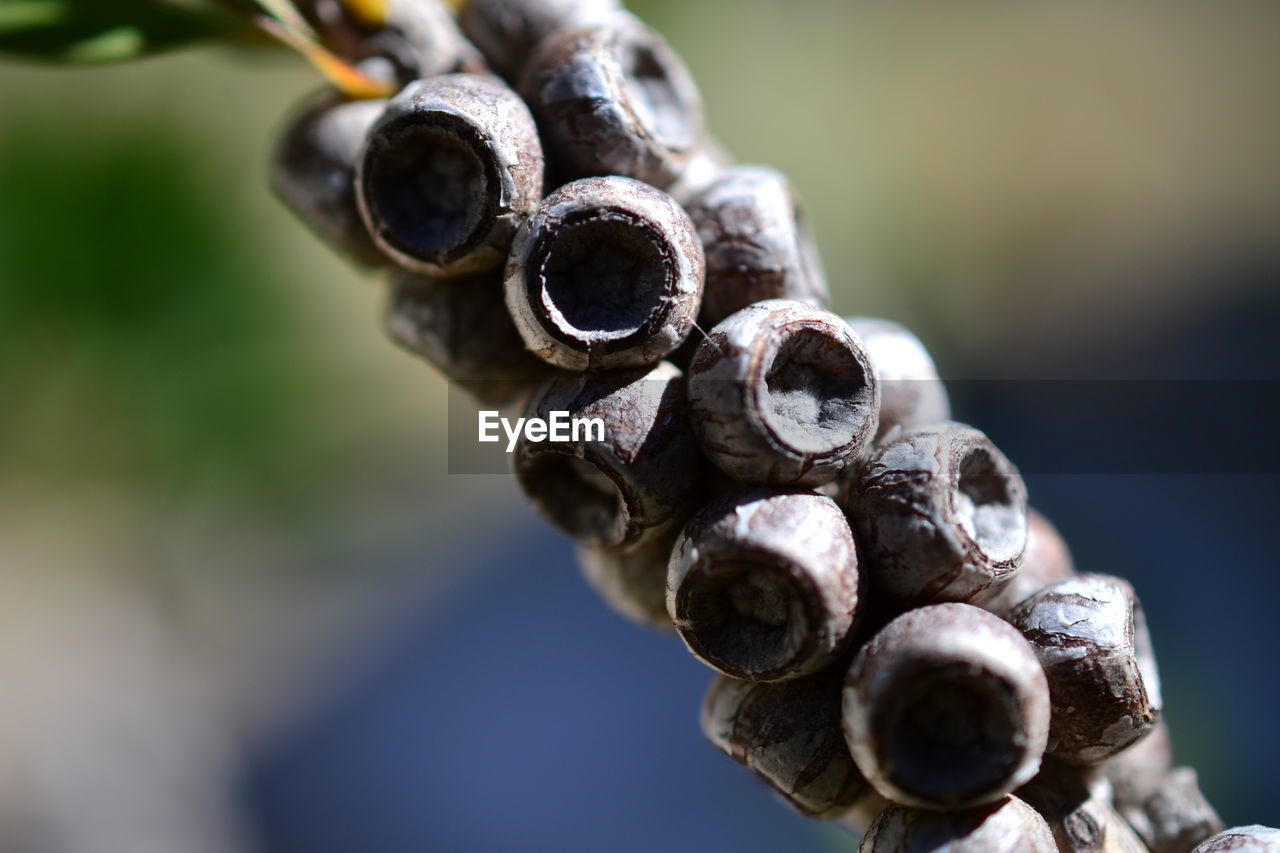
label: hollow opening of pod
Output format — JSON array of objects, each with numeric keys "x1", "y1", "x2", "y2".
[
  {"x1": 676, "y1": 554, "x2": 815, "y2": 679},
  {"x1": 363, "y1": 114, "x2": 497, "y2": 265},
  {"x1": 952, "y1": 444, "x2": 1024, "y2": 564},
  {"x1": 618, "y1": 33, "x2": 698, "y2": 153},
  {"x1": 873, "y1": 664, "x2": 1026, "y2": 807},
  {"x1": 533, "y1": 207, "x2": 676, "y2": 344},
  {"x1": 518, "y1": 450, "x2": 628, "y2": 547},
  {"x1": 761, "y1": 324, "x2": 874, "y2": 455}
]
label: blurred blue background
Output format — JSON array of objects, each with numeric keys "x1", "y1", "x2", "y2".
[{"x1": 1, "y1": 1, "x2": 1277, "y2": 851}]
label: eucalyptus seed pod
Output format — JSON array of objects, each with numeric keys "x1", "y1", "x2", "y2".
[
  {"x1": 357, "y1": 73, "x2": 543, "y2": 277},
  {"x1": 843, "y1": 604, "x2": 1050, "y2": 810},
  {"x1": 976, "y1": 508, "x2": 1075, "y2": 618},
  {"x1": 842, "y1": 791, "x2": 894, "y2": 838},
  {"x1": 687, "y1": 300, "x2": 879, "y2": 487},
  {"x1": 1105, "y1": 720, "x2": 1173, "y2": 813},
  {"x1": 575, "y1": 529, "x2": 677, "y2": 631},
  {"x1": 668, "y1": 490, "x2": 859, "y2": 681},
  {"x1": 701, "y1": 670, "x2": 871, "y2": 818},
  {"x1": 842, "y1": 317, "x2": 950, "y2": 442},
  {"x1": 859, "y1": 797, "x2": 1057, "y2": 853},
  {"x1": 1010, "y1": 574, "x2": 1162, "y2": 765},
  {"x1": 1017, "y1": 758, "x2": 1148, "y2": 853},
  {"x1": 1122, "y1": 768, "x2": 1223, "y2": 853},
  {"x1": 665, "y1": 136, "x2": 733, "y2": 205},
  {"x1": 504, "y1": 176, "x2": 704, "y2": 371},
  {"x1": 1192, "y1": 827, "x2": 1280, "y2": 852},
  {"x1": 271, "y1": 92, "x2": 387, "y2": 268},
  {"x1": 372, "y1": 0, "x2": 486, "y2": 83},
  {"x1": 683, "y1": 166, "x2": 828, "y2": 327},
  {"x1": 851, "y1": 422, "x2": 1028, "y2": 605},
  {"x1": 513, "y1": 361, "x2": 701, "y2": 551},
  {"x1": 384, "y1": 269, "x2": 551, "y2": 406},
  {"x1": 459, "y1": 0, "x2": 620, "y2": 82},
  {"x1": 519, "y1": 12, "x2": 703, "y2": 187}
]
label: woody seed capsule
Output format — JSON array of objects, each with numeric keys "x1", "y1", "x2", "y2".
[
  {"x1": 513, "y1": 361, "x2": 701, "y2": 551},
  {"x1": 687, "y1": 300, "x2": 879, "y2": 488},
  {"x1": 1123, "y1": 767, "x2": 1224, "y2": 853},
  {"x1": 842, "y1": 604, "x2": 1050, "y2": 810},
  {"x1": 460, "y1": 0, "x2": 621, "y2": 83},
  {"x1": 665, "y1": 136, "x2": 733, "y2": 205},
  {"x1": 976, "y1": 508, "x2": 1075, "y2": 618},
  {"x1": 842, "y1": 317, "x2": 950, "y2": 442},
  {"x1": 668, "y1": 490, "x2": 859, "y2": 681},
  {"x1": 859, "y1": 797, "x2": 1057, "y2": 853},
  {"x1": 575, "y1": 529, "x2": 677, "y2": 631},
  {"x1": 1105, "y1": 719, "x2": 1173, "y2": 813},
  {"x1": 701, "y1": 670, "x2": 871, "y2": 818},
  {"x1": 384, "y1": 269, "x2": 550, "y2": 406},
  {"x1": 1192, "y1": 827, "x2": 1280, "y2": 852},
  {"x1": 271, "y1": 92, "x2": 387, "y2": 268},
  {"x1": 368, "y1": 0, "x2": 486, "y2": 84},
  {"x1": 520, "y1": 12, "x2": 703, "y2": 187},
  {"x1": 358, "y1": 73, "x2": 543, "y2": 277},
  {"x1": 504, "y1": 176, "x2": 704, "y2": 371},
  {"x1": 1010, "y1": 574, "x2": 1162, "y2": 765},
  {"x1": 1017, "y1": 758, "x2": 1148, "y2": 853},
  {"x1": 684, "y1": 165, "x2": 829, "y2": 327},
  {"x1": 851, "y1": 422, "x2": 1028, "y2": 604}
]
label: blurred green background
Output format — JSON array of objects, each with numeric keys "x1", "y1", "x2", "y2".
[{"x1": 1, "y1": 1, "x2": 1278, "y2": 850}]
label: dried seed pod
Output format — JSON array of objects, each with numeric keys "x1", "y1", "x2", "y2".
[
  {"x1": 513, "y1": 361, "x2": 701, "y2": 551},
  {"x1": 842, "y1": 604, "x2": 1050, "y2": 810},
  {"x1": 668, "y1": 490, "x2": 859, "y2": 681},
  {"x1": 683, "y1": 166, "x2": 828, "y2": 327},
  {"x1": 520, "y1": 12, "x2": 703, "y2": 187},
  {"x1": 1018, "y1": 758, "x2": 1148, "y2": 853},
  {"x1": 851, "y1": 422, "x2": 1028, "y2": 604},
  {"x1": 575, "y1": 529, "x2": 677, "y2": 631},
  {"x1": 1105, "y1": 720, "x2": 1174, "y2": 813},
  {"x1": 1010, "y1": 574, "x2": 1163, "y2": 765},
  {"x1": 357, "y1": 73, "x2": 543, "y2": 277},
  {"x1": 459, "y1": 0, "x2": 620, "y2": 82},
  {"x1": 976, "y1": 508, "x2": 1075, "y2": 618},
  {"x1": 859, "y1": 797, "x2": 1057, "y2": 853},
  {"x1": 1192, "y1": 827, "x2": 1280, "y2": 852},
  {"x1": 701, "y1": 670, "x2": 871, "y2": 818},
  {"x1": 842, "y1": 791, "x2": 895, "y2": 839},
  {"x1": 384, "y1": 269, "x2": 550, "y2": 406},
  {"x1": 665, "y1": 136, "x2": 733, "y2": 205},
  {"x1": 271, "y1": 92, "x2": 387, "y2": 268},
  {"x1": 1123, "y1": 767, "x2": 1223, "y2": 853},
  {"x1": 842, "y1": 317, "x2": 950, "y2": 442},
  {"x1": 504, "y1": 176, "x2": 704, "y2": 371},
  {"x1": 687, "y1": 300, "x2": 879, "y2": 488}
]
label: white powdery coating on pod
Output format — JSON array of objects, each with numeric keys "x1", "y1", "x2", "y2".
[
  {"x1": 1010, "y1": 573, "x2": 1163, "y2": 765},
  {"x1": 357, "y1": 73, "x2": 543, "y2": 277},
  {"x1": 668, "y1": 490, "x2": 859, "y2": 681},
  {"x1": 504, "y1": 176, "x2": 704, "y2": 371},
  {"x1": 687, "y1": 299, "x2": 880, "y2": 487},
  {"x1": 858, "y1": 796, "x2": 1057, "y2": 853},
  {"x1": 843, "y1": 316, "x2": 950, "y2": 442},
  {"x1": 842, "y1": 604, "x2": 1050, "y2": 810}
]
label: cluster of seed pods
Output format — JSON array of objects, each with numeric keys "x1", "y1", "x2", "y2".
[{"x1": 271, "y1": 1, "x2": 1274, "y2": 850}]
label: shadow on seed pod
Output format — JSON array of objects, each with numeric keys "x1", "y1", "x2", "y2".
[
  {"x1": 683, "y1": 166, "x2": 829, "y2": 327},
  {"x1": 975, "y1": 508, "x2": 1075, "y2": 619},
  {"x1": 687, "y1": 300, "x2": 880, "y2": 488},
  {"x1": 504, "y1": 176, "x2": 704, "y2": 371},
  {"x1": 357, "y1": 73, "x2": 544, "y2": 277},
  {"x1": 668, "y1": 489, "x2": 860, "y2": 681},
  {"x1": 1122, "y1": 767, "x2": 1223, "y2": 853},
  {"x1": 1010, "y1": 574, "x2": 1162, "y2": 765},
  {"x1": 842, "y1": 317, "x2": 950, "y2": 443},
  {"x1": 512, "y1": 361, "x2": 702, "y2": 551},
  {"x1": 842, "y1": 603, "x2": 1050, "y2": 811},
  {"x1": 665, "y1": 136, "x2": 733, "y2": 206},
  {"x1": 851, "y1": 422, "x2": 1028, "y2": 605},
  {"x1": 519, "y1": 11, "x2": 703, "y2": 188},
  {"x1": 1104, "y1": 719, "x2": 1173, "y2": 815},
  {"x1": 1191, "y1": 826, "x2": 1280, "y2": 852},
  {"x1": 384, "y1": 268, "x2": 552, "y2": 407},
  {"x1": 574, "y1": 528, "x2": 678, "y2": 631},
  {"x1": 859, "y1": 797, "x2": 1057, "y2": 853},
  {"x1": 271, "y1": 91, "x2": 387, "y2": 268},
  {"x1": 1017, "y1": 758, "x2": 1147, "y2": 853},
  {"x1": 701, "y1": 669, "x2": 871, "y2": 819},
  {"x1": 460, "y1": 0, "x2": 621, "y2": 83}
]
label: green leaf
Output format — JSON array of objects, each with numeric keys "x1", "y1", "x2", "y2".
[{"x1": 0, "y1": 0, "x2": 253, "y2": 63}]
